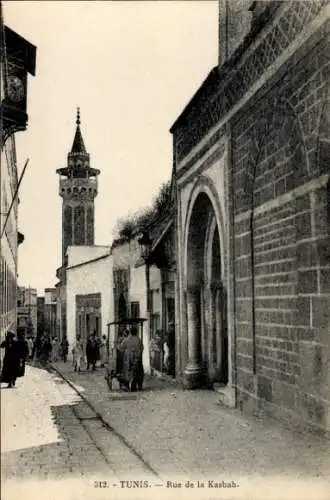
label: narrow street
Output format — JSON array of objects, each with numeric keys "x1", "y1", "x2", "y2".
[{"x1": 2, "y1": 363, "x2": 329, "y2": 500}]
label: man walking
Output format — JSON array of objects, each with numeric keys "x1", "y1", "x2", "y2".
[{"x1": 86, "y1": 331, "x2": 100, "y2": 371}]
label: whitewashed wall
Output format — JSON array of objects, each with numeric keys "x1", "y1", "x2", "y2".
[
  {"x1": 66, "y1": 254, "x2": 112, "y2": 354},
  {"x1": 66, "y1": 245, "x2": 110, "y2": 267}
]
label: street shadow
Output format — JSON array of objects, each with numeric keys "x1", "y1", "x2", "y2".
[
  {"x1": 1, "y1": 364, "x2": 117, "y2": 481},
  {"x1": 2, "y1": 399, "x2": 115, "y2": 481}
]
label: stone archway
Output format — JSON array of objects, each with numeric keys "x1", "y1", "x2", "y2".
[{"x1": 184, "y1": 191, "x2": 228, "y2": 389}]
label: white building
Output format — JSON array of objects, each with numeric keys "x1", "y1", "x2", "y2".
[{"x1": 65, "y1": 245, "x2": 111, "y2": 356}]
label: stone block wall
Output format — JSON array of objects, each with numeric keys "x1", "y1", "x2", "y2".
[{"x1": 231, "y1": 29, "x2": 330, "y2": 433}]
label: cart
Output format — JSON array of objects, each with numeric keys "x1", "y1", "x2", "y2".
[{"x1": 104, "y1": 318, "x2": 147, "y2": 390}]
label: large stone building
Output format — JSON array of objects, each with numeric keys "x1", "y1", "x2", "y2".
[
  {"x1": 55, "y1": 109, "x2": 100, "y2": 342},
  {"x1": 0, "y1": 2, "x2": 36, "y2": 342},
  {"x1": 171, "y1": 0, "x2": 330, "y2": 433}
]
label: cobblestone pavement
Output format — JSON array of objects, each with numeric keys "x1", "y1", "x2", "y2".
[
  {"x1": 1, "y1": 362, "x2": 330, "y2": 500},
  {"x1": 1, "y1": 364, "x2": 156, "y2": 500},
  {"x1": 50, "y1": 361, "x2": 330, "y2": 499}
]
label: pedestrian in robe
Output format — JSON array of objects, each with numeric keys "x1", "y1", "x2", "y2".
[
  {"x1": 31, "y1": 332, "x2": 42, "y2": 360},
  {"x1": 0, "y1": 331, "x2": 20, "y2": 388},
  {"x1": 116, "y1": 329, "x2": 129, "y2": 390},
  {"x1": 163, "y1": 335, "x2": 170, "y2": 374},
  {"x1": 99, "y1": 335, "x2": 107, "y2": 367},
  {"x1": 119, "y1": 326, "x2": 144, "y2": 392},
  {"x1": 86, "y1": 331, "x2": 99, "y2": 371},
  {"x1": 166, "y1": 322, "x2": 176, "y2": 377},
  {"x1": 72, "y1": 335, "x2": 84, "y2": 372},
  {"x1": 40, "y1": 335, "x2": 52, "y2": 364},
  {"x1": 16, "y1": 331, "x2": 29, "y2": 378},
  {"x1": 51, "y1": 337, "x2": 60, "y2": 362},
  {"x1": 27, "y1": 337, "x2": 34, "y2": 358}
]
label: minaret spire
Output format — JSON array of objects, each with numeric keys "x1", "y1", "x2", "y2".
[
  {"x1": 76, "y1": 106, "x2": 80, "y2": 126},
  {"x1": 70, "y1": 106, "x2": 86, "y2": 154}
]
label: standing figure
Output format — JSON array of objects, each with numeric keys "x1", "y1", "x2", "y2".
[
  {"x1": 119, "y1": 326, "x2": 144, "y2": 392},
  {"x1": 27, "y1": 337, "x2": 34, "y2": 359},
  {"x1": 163, "y1": 336, "x2": 170, "y2": 374},
  {"x1": 166, "y1": 322, "x2": 176, "y2": 377},
  {"x1": 51, "y1": 337, "x2": 58, "y2": 362},
  {"x1": 86, "y1": 331, "x2": 100, "y2": 371},
  {"x1": 99, "y1": 335, "x2": 107, "y2": 367},
  {"x1": 31, "y1": 333, "x2": 42, "y2": 360},
  {"x1": 0, "y1": 331, "x2": 20, "y2": 388},
  {"x1": 72, "y1": 335, "x2": 84, "y2": 372},
  {"x1": 40, "y1": 335, "x2": 52, "y2": 364}
]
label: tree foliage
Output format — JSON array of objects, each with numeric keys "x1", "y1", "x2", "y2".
[{"x1": 112, "y1": 180, "x2": 172, "y2": 242}]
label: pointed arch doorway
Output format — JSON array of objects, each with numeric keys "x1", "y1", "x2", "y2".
[{"x1": 184, "y1": 191, "x2": 228, "y2": 388}]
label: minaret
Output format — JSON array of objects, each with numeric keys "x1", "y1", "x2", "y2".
[{"x1": 56, "y1": 108, "x2": 100, "y2": 263}]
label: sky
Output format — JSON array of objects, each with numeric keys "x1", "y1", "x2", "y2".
[{"x1": 4, "y1": 0, "x2": 218, "y2": 294}]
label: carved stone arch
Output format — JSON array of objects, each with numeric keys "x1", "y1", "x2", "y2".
[
  {"x1": 204, "y1": 212, "x2": 218, "y2": 288},
  {"x1": 183, "y1": 174, "x2": 226, "y2": 286}
]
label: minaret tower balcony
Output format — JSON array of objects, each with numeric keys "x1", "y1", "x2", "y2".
[
  {"x1": 59, "y1": 176, "x2": 98, "y2": 199},
  {"x1": 56, "y1": 108, "x2": 100, "y2": 261}
]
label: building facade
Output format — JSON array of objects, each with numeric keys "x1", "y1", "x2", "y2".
[
  {"x1": 44, "y1": 287, "x2": 57, "y2": 339},
  {"x1": 0, "y1": 3, "x2": 36, "y2": 342},
  {"x1": 17, "y1": 286, "x2": 37, "y2": 336},
  {"x1": 37, "y1": 296, "x2": 45, "y2": 336},
  {"x1": 111, "y1": 236, "x2": 152, "y2": 373},
  {"x1": 171, "y1": 0, "x2": 330, "y2": 433},
  {"x1": 65, "y1": 245, "x2": 111, "y2": 354},
  {"x1": 55, "y1": 110, "x2": 100, "y2": 342},
  {"x1": 142, "y1": 215, "x2": 176, "y2": 376}
]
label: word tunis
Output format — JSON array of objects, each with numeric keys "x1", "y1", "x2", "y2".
[{"x1": 166, "y1": 480, "x2": 239, "y2": 489}]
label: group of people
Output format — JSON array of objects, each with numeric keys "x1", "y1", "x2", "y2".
[
  {"x1": 0, "y1": 330, "x2": 29, "y2": 388},
  {"x1": 72, "y1": 331, "x2": 107, "y2": 372},
  {"x1": 31, "y1": 333, "x2": 69, "y2": 364},
  {"x1": 72, "y1": 327, "x2": 144, "y2": 392}
]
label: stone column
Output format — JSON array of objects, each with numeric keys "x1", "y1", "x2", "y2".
[{"x1": 184, "y1": 285, "x2": 203, "y2": 389}]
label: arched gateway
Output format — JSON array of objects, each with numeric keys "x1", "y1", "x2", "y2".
[{"x1": 183, "y1": 182, "x2": 229, "y2": 389}]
